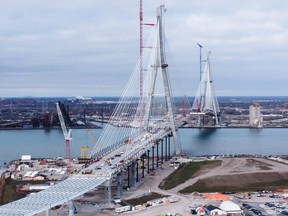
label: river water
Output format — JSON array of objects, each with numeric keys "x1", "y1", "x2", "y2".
[{"x1": 0, "y1": 127, "x2": 287, "y2": 166}]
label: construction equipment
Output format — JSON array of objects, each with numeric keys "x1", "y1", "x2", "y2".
[
  {"x1": 87, "y1": 128, "x2": 100, "y2": 159},
  {"x1": 56, "y1": 102, "x2": 72, "y2": 173},
  {"x1": 80, "y1": 146, "x2": 90, "y2": 159}
]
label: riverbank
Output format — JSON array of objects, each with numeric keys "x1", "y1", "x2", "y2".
[
  {"x1": 1, "y1": 125, "x2": 288, "y2": 130},
  {"x1": 0, "y1": 123, "x2": 102, "y2": 130}
]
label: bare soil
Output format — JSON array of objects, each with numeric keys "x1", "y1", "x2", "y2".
[
  {"x1": 178, "y1": 158, "x2": 288, "y2": 193},
  {"x1": 192, "y1": 160, "x2": 222, "y2": 177},
  {"x1": 184, "y1": 172, "x2": 288, "y2": 192},
  {"x1": 0, "y1": 174, "x2": 5, "y2": 205}
]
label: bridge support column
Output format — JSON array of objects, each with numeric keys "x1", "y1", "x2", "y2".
[
  {"x1": 117, "y1": 171, "x2": 123, "y2": 198},
  {"x1": 105, "y1": 180, "x2": 112, "y2": 204},
  {"x1": 68, "y1": 201, "x2": 74, "y2": 216},
  {"x1": 161, "y1": 139, "x2": 164, "y2": 164},
  {"x1": 127, "y1": 165, "x2": 131, "y2": 189},
  {"x1": 46, "y1": 209, "x2": 50, "y2": 216},
  {"x1": 131, "y1": 161, "x2": 137, "y2": 187},
  {"x1": 168, "y1": 134, "x2": 171, "y2": 160},
  {"x1": 141, "y1": 155, "x2": 145, "y2": 178},
  {"x1": 136, "y1": 159, "x2": 139, "y2": 182},
  {"x1": 152, "y1": 146, "x2": 155, "y2": 171},
  {"x1": 156, "y1": 141, "x2": 159, "y2": 167},
  {"x1": 165, "y1": 136, "x2": 168, "y2": 161},
  {"x1": 147, "y1": 150, "x2": 150, "y2": 174}
]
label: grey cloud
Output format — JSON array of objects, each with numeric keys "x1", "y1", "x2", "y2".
[{"x1": 0, "y1": 0, "x2": 287, "y2": 97}]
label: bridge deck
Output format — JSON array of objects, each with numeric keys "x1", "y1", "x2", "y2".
[
  {"x1": 0, "y1": 127, "x2": 173, "y2": 216},
  {"x1": 0, "y1": 175, "x2": 106, "y2": 216}
]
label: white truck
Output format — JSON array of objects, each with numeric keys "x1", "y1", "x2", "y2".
[{"x1": 115, "y1": 205, "x2": 131, "y2": 213}]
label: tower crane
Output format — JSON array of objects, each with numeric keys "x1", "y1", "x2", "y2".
[
  {"x1": 78, "y1": 129, "x2": 96, "y2": 160},
  {"x1": 87, "y1": 128, "x2": 99, "y2": 159},
  {"x1": 56, "y1": 102, "x2": 72, "y2": 173},
  {"x1": 87, "y1": 128, "x2": 97, "y2": 146}
]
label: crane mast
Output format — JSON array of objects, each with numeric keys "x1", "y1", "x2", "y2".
[
  {"x1": 56, "y1": 102, "x2": 72, "y2": 173},
  {"x1": 87, "y1": 128, "x2": 98, "y2": 158},
  {"x1": 87, "y1": 128, "x2": 97, "y2": 147}
]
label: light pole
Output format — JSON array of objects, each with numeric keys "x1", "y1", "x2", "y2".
[
  {"x1": 197, "y1": 43, "x2": 203, "y2": 126},
  {"x1": 197, "y1": 43, "x2": 203, "y2": 81}
]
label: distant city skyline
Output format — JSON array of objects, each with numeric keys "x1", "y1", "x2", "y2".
[{"x1": 0, "y1": 0, "x2": 288, "y2": 97}]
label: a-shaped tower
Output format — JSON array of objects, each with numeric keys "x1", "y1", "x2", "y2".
[{"x1": 192, "y1": 52, "x2": 221, "y2": 126}]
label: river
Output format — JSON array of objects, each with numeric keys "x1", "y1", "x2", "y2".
[{"x1": 0, "y1": 127, "x2": 287, "y2": 166}]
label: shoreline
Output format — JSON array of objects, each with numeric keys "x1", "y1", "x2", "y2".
[
  {"x1": 0, "y1": 125, "x2": 102, "y2": 131},
  {"x1": 180, "y1": 126, "x2": 288, "y2": 129},
  {"x1": 0, "y1": 125, "x2": 287, "y2": 130}
]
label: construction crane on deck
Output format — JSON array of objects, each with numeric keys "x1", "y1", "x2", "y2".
[
  {"x1": 56, "y1": 102, "x2": 72, "y2": 173},
  {"x1": 87, "y1": 128, "x2": 101, "y2": 159},
  {"x1": 87, "y1": 128, "x2": 97, "y2": 146}
]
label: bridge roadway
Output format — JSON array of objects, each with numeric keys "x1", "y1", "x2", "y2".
[{"x1": 0, "y1": 125, "x2": 172, "y2": 216}]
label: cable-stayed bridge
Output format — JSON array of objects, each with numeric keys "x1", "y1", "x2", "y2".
[
  {"x1": 0, "y1": 5, "x2": 185, "y2": 216},
  {"x1": 191, "y1": 51, "x2": 221, "y2": 127}
]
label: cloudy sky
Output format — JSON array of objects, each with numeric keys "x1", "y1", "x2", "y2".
[{"x1": 0, "y1": 0, "x2": 287, "y2": 97}]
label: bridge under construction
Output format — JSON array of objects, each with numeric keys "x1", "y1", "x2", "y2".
[
  {"x1": 191, "y1": 50, "x2": 221, "y2": 127},
  {"x1": 0, "y1": 4, "x2": 187, "y2": 216}
]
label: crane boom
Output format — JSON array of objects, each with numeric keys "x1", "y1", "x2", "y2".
[
  {"x1": 56, "y1": 102, "x2": 69, "y2": 139},
  {"x1": 56, "y1": 102, "x2": 72, "y2": 173},
  {"x1": 87, "y1": 128, "x2": 99, "y2": 158}
]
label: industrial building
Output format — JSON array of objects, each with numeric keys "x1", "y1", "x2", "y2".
[{"x1": 249, "y1": 103, "x2": 263, "y2": 128}]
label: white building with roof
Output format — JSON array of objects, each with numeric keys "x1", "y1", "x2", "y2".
[{"x1": 219, "y1": 201, "x2": 243, "y2": 216}]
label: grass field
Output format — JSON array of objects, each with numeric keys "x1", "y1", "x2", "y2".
[
  {"x1": 3, "y1": 178, "x2": 25, "y2": 204},
  {"x1": 158, "y1": 160, "x2": 221, "y2": 190},
  {"x1": 3, "y1": 177, "x2": 46, "y2": 204}
]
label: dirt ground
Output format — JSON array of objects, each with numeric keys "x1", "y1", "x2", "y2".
[
  {"x1": 175, "y1": 157, "x2": 288, "y2": 193},
  {"x1": 168, "y1": 157, "x2": 288, "y2": 194},
  {"x1": 122, "y1": 157, "x2": 288, "y2": 216},
  {"x1": 0, "y1": 174, "x2": 5, "y2": 205},
  {"x1": 43, "y1": 157, "x2": 288, "y2": 216}
]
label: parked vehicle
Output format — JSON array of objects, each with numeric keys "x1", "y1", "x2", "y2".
[{"x1": 115, "y1": 205, "x2": 131, "y2": 213}]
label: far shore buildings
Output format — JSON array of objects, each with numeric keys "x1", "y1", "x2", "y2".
[{"x1": 249, "y1": 103, "x2": 263, "y2": 128}]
